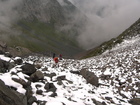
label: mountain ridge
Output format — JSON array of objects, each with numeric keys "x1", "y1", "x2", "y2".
[{"x1": 78, "y1": 18, "x2": 140, "y2": 59}]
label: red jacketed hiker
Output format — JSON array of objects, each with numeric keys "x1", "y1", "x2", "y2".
[{"x1": 54, "y1": 57, "x2": 59, "y2": 63}]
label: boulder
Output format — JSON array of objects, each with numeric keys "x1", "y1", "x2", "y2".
[
  {"x1": 44, "y1": 83, "x2": 57, "y2": 93},
  {"x1": 57, "y1": 75, "x2": 66, "y2": 81},
  {"x1": 36, "y1": 90, "x2": 43, "y2": 95},
  {"x1": 14, "y1": 57, "x2": 23, "y2": 65},
  {"x1": 129, "y1": 98, "x2": 140, "y2": 105},
  {"x1": 21, "y1": 63, "x2": 36, "y2": 76},
  {"x1": 0, "y1": 79, "x2": 26, "y2": 105},
  {"x1": 30, "y1": 71, "x2": 44, "y2": 82},
  {"x1": 28, "y1": 96, "x2": 37, "y2": 105},
  {"x1": 0, "y1": 59, "x2": 11, "y2": 73},
  {"x1": 80, "y1": 68, "x2": 99, "y2": 87}
]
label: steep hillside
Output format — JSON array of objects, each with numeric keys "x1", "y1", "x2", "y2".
[
  {"x1": 79, "y1": 18, "x2": 140, "y2": 59},
  {"x1": 0, "y1": 34, "x2": 139, "y2": 105},
  {"x1": 0, "y1": 0, "x2": 87, "y2": 57}
]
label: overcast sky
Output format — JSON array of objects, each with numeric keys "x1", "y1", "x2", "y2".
[
  {"x1": 0, "y1": 0, "x2": 22, "y2": 29},
  {"x1": 69, "y1": 0, "x2": 140, "y2": 49},
  {"x1": 0, "y1": 0, "x2": 140, "y2": 49}
]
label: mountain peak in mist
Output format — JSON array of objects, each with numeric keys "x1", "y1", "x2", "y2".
[{"x1": 0, "y1": 0, "x2": 87, "y2": 57}]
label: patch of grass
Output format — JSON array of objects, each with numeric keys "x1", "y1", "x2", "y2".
[{"x1": 5, "y1": 19, "x2": 84, "y2": 56}]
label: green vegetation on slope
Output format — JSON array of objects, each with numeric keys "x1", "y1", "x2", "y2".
[{"x1": 5, "y1": 19, "x2": 84, "y2": 56}]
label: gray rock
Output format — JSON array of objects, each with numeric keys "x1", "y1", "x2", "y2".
[
  {"x1": 57, "y1": 75, "x2": 66, "y2": 81},
  {"x1": 30, "y1": 71, "x2": 44, "y2": 82},
  {"x1": 0, "y1": 59, "x2": 11, "y2": 73},
  {"x1": 44, "y1": 83, "x2": 57, "y2": 93},
  {"x1": 14, "y1": 58, "x2": 23, "y2": 65},
  {"x1": 92, "y1": 98, "x2": 107, "y2": 105},
  {"x1": 28, "y1": 96, "x2": 37, "y2": 105},
  {"x1": 80, "y1": 68, "x2": 99, "y2": 87},
  {"x1": 21, "y1": 63, "x2": 36, "y2": 76},
  {"x1": 36, "y1": 90, "x2": 43, "y2": 95},
  {"x1": 0, "y1": 79, "x2": 26, "y2": 105},
  {"x1": 129, "y1": 98, "x2": 140, "y2": 105},
  {"x1": 70, "y1": 70, "x2": 80, "y2": 75}
]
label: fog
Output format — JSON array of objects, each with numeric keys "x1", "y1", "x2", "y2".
[
  {"x1": 0, "y1": 0, "x2": 140, "y2": 49},
  {"x1": 0, "y1": 0, "x2": 23, "y2": 30},
  {"x1": 69, "y1": 0, "x2": 140, "y2": 49}
]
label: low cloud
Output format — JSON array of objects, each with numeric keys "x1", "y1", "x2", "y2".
[
  {"x1": 0, "y1": 0, "x2": 22, "y2": 30},
  {"x1": 0, "y1": 0, "x2": 140, "y2": 49},
  {"x1": 69, "y1": 0, "x2": 140, "y2": 49}
]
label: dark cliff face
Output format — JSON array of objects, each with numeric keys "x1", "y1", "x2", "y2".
[
  {"x1": 18, "y1": 0, "x2": 87, "y2": 34},
  {"x1": 19, "y1": 0, "x2": 65, "y2": 26}
]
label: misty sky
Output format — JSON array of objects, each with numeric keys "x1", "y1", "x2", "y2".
[
  {"x1": 69, "y1": 0, "x2": 140, "y2": 49},
  {"x1": 0, "y1": 0, "x2": 22, "y2": 29},
  {"x1": 0, "y1": 0, "x2": 140, "y2": 49}
]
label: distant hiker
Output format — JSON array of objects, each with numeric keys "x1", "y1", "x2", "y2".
[
  {"x1": 54, "y1": 57, "x2": 59, "y2": 63},
  {"x1": 52, "y1": 53, "x2": 55, "y2": 58},
  {"x1": 52, "y1": 57, "x2": 59, "y2": 68},
  {"x1": 59, "y1": 54, "x2": 62, "y2": 60}
]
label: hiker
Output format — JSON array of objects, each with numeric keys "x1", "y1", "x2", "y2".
[
  {"x1": 52, "y1": 53, "x2": 55, "y2": 58},
  {"x1": 59, "y1": 54, "x2": 62, "y2": 60},
  {"x1": 54, "y1": 57, "x2": 59, "y2": 63}
]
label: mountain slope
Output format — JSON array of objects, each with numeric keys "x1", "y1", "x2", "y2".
[
  {"x1": 0, "y1": 0, "x2": 87, "y2": 57},
  {"x1": 0, "y1": 33, "x2": 139, "y2": 105},
  {"x1": 79, "y1": 18, "x2": 140, "y2": 59}
]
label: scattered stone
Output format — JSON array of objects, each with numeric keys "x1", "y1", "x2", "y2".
[
  {"x1": 35, "y1": 84, "x2": 42, "y2": 88},
  {"x1": 0, "y1": 59, "x2": 11, "y2": 73},
  {"x1": 28, "y1": 96, "x2": 37, "y2": 105},
  {"x1": 30, "y1": 71, "x2": 44, "y2": 82},
  {"x1": 38, "y1": 101, "x2": 47, "y2": 105},
  {"x1": 36, "y1": 90, "x2": 43, "y2": 95},
  {"x1": 14, "y1": 57, "x2": 23, "y2": 65},
  {"x1": 44, "y1": 83, "x2": 57, "y2": 93},
  {"x1": 44, "y1": 73, "x2": 56, "y2": 80},
  {"x1": 50, "y1": 92, "x2": 57, "y2": 97},
  {"x1": 92, "y1": 98, "x2": 106, "y2": 105},
  {"x1": 80, "y1": 68, "x2": 99, "y2": 87},
  {"x1": 70, "y1": 70, "x2": 80, "y2": 75},
  {"x1": 57, "y1": 80, "x2": 63, "y2": 85},
  {"x1": 129, "y1": 98, "x2": 140, "y2": 105},
  {"x1": 21, "y1": 63, "x2": 36, "y2": 76},
  {"x1": 105, "y1": 97, "x2": 112, "y2": 100},
  {"x1": 57, "y1": 75, "x2": 66, "y2": 81},
  {"x1": 35, "y1": 63, "x2": 42, "y2": 69}
]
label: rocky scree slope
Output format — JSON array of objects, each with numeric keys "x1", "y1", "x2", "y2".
[{"x1": 0, "y1": 35, "x2": 139, "y2": 105}]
